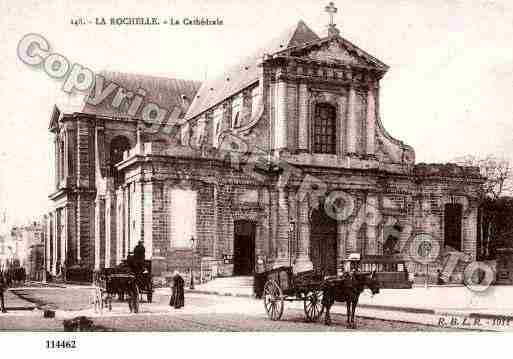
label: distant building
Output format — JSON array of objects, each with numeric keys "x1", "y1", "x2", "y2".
[
  {"x1": 46, "y1": 13, "x2": 484, "y2": 283},
  {"x1": 10, "y1": 221, "x2": 45, "y2": 277}
]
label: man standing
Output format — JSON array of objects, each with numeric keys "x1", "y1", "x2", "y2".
[{"x1": 133, "y1": 241, "x2": 146, "y2": 274}]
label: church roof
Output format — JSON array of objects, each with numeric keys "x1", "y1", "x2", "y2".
[
  {"x1": 81, "y1": 71, "x2": 201, "y2": 119},
  {"x1": 185, "y1": 20, "x2": 320, "y2": 120}
]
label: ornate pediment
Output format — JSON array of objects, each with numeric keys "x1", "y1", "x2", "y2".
[
  {"x1": 289, "y1": 37, "x2": 388, "y2": 72},
  {"x1": 307, "y1": 41, "x2": 370, "y2": 67}
]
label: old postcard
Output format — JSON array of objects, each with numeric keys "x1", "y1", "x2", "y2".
[{"x1": 0, "y1": 0, "x2": 512, "y2": 352}]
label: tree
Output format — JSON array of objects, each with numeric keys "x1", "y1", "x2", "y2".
[
  {"x1": 454, "y1": 155, "x2": 513, "y2": 259},
  {"x1": 454, "y1": 154, "x2": 512, "y2": 199}
]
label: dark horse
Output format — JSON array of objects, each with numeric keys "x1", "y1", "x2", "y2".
[
  {"x1": 321, "y1": 271, "x2": 380, "y2": 328},
  {"x1": 105, "y1": 274, "x2": 140, "y2": 313}
]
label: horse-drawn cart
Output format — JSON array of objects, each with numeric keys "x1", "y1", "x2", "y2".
[
  {"x1": 100, "y1": 256, "x2": 154, "y2": 304},
  {"x1": 256, "y1": 265, "x2": 381, "y2": 327},
  {"x1": 256, "y1": 266, "x2": 325, "y2": 322}
]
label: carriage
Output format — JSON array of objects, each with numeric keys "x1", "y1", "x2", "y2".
[
  {"x1": 255, "y1": 266, "x2": 326, "y2": 322},
  {"x1": 100, "y1": 255, "x2": 154, "y2": 304}
]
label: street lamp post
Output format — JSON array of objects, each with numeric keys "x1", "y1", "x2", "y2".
[
  {"x1": 190, "y1": 236, "x2": 195, "y2": 290},
  {"x1": 289, "y1": 220, "x2": 296, "y2": 268}
]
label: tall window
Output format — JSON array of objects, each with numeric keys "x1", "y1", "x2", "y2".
[
  {"x1": 231, "y1": 95, "x2": 242, "y2": 128},
  {"x1": 212, "y1": 107, "x2": 223, "y2": 148},
  {"x1": 110, "y1": 136, "x2": 131, "y2": 187},
  {"x1": 312, "y1": 103, "x2": 336, "y2": 154}
]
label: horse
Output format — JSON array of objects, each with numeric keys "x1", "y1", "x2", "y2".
[
  {"x1": 321, "y1": 271, "x2": 380, "y2": 329},
  {"x1": 105, "y1": 274, "x2": 140, "y2": 313}
]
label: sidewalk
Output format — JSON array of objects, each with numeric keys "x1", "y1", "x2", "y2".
[
  {"x1": 3, "y1": 289, "x2": 37, "y2": 311},
  {"x1": 184, "y1": 282, "x2": 513, "y2": 326}
]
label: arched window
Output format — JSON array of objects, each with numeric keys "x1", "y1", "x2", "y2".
[
  {"x1": 110, "y1": 136, "x2": 131, "y2": 186},
  {"x1": 312, "y1": 103, "x2": 336, "y2": 154}
]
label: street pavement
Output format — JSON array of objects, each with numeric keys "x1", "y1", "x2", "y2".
[
  {"x1": 191, "y1": 279, "x2": 513, "y2": 325},
  {"x1": 0, "y1": 285, "x2": 496, "y2": 331}
]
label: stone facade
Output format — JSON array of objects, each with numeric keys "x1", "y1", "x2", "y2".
[{"x1": 46, "y1": 21, "x2": 484, "y2": 283}]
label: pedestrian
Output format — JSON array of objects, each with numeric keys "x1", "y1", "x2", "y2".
[
  {"x1": 133, "y1": 240, "x2": 146, "y2": 274},
  {"x1": 437, "y1": 269, "x2": 445, "y2": 285},
  {"x1": 169, "y1": 270, "x2": 184, "y2": 309},
  {"x1": 0, "y1": 272, "x2": 7, "y2": 313}
]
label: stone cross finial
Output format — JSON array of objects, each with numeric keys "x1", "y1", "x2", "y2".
[
  {"x1": 325, "y1": 2, "x2": 337, "y2": 26},
  {"x1": 325, "y1": 2, "x2": 340, "y2": 37}
]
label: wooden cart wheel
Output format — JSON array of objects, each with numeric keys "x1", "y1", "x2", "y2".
[
  {"x1": 263, "y1": 280, "x2": 284, "y2": 321},
  {"x1": 304, "y1": 290, "x2": 324, "y2": 322}
]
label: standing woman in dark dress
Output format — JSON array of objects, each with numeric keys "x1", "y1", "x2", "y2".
[{"x1": 169, "y1": 271, "x2": 185, "y2": 309}]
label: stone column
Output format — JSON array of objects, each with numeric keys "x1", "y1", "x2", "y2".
[
  {"x1": 105, "y1": 191, "x2": 114, "y2": 268},
  {"x1": 56, "y1": 210, "x2": 61, "y2": 268},
  {"x1": 294, "y1": 195, "x2": 313, "y2": 272},
  {"x1": 365, "y1": 84, "x2": 376, "y2": 156},
  {"x1": 124, "y1": 184, "x2": 130, "y2": 259},
  {"x1": 213, "y1": 184, "x2": 219, "y2": 259},
  {"x1": 77, "y1": 118, "x2": 91, "y2": 188},
  {"x1": 269, "y1": 189, "x2": 278, "y2": 262},
  {"x1": 346, "y1": 85, "x2": 357, "y2": 154},
  {"x1": 63, "y1": 129, "x2": 68, "y2": 182},
  {"x1": 116, "y1": 186, "x2": 124, "y2": 264},
  {"x1": 274, "y1": 187, "x2": 290, "y2": 267},
  {"x1": 337, "y1": 94, "x2": 347, "y2": 156},
  {"x1": 54, "y1": 137, "x2": 59, "y2": 189},
  {"x1": 94, "y1": 195, "x2": 105, "y2": 270},
  {"x1": 51, "y1": 212, "x2": 57, "y2": 274},
  {"x1": 275, "y1": 79, "x2": 288, "y2": 150},
  {"x1": 62, "y1": 206, "x2": 68, "y2": 267},
  {"x1": 297, "y1": 82, "x2": 309, "y2": 152},
  {"x1": 67, "y1": 124, "x2": 76, "y2": 185},
  {"x1": 45, "y1": 214, "x2": 52, "y2": 273},
  {"x1": 365, "y1": 195, "x2": 379, "y2": 255},
  {"x1": 337, "y1": 222, "x2": 348, "y2": 268},
  {"x1": 142, "y1": 181, "x2": 153, "y2": 260}
]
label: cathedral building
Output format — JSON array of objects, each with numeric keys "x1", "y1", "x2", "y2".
[{"x1": 46, "y1": 16, "x2": 484, "y2": 283}]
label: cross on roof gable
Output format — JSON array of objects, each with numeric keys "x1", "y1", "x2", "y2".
[{"x1": 185, "y1": 20, "x2": 388, "y2": 121}]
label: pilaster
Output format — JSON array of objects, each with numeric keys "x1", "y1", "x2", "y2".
[
  {"x1": 297, "y1": 82, "x2": 309, "y2": 152},
  {"x1": 294, "y1": 194, "x2": 313, "y2": 272}
]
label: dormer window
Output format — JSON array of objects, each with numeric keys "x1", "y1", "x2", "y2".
[{"x1": 312, "y1": 103, "x2": 336, "y2": 154}]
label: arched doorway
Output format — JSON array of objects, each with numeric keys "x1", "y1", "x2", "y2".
[
  {"x1": 444, "y1": 203, "x2": 463, "y2": 251},
  {"x1": 109, "y1": 136, "x2": 131, "y2": 186},
  {"x1": 233, "y1": 220, "x2": 256, "y2": 275},
  {"x1": 310, "y1": 206, "x2": 338, "y2": 275}
]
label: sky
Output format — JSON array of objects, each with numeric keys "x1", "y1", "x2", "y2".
[{"x1": 0, "y1": 0, "x2": 513, "y2": 224}]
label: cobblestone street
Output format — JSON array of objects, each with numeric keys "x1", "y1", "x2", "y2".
[{"x1": 0, "y1": 286, "x2": 465, "y2": 331}]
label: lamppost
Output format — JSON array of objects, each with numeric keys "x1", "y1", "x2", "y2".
[
  {"x1": 190, "y1": 236, "x2": 195, "y2": 290},
  {"x1": 289, "y1": 220, "x2": 296, "y2": 268}
]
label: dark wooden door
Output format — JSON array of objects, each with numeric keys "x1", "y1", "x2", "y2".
[
  {"x1": 444, "y1": 203, "x2": 463, "y2": 251},
  {"x1": 310, "y1": 208, "x2": 338, "y2": 275},
  {"x1": 233, "y1": 220, "x2": 256, "y2": 275}
]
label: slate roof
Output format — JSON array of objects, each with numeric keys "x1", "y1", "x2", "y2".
[
  {"x1": 185, "y1": 20, "x2": 320, "y2": 120},
  {"x1": 81, "y1": 71, "x2": 201, "y2": 119}
]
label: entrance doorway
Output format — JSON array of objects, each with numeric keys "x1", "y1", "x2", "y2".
[
  {"x1": 233, "y1": 220, "x2": 256, "y2": 275},
  {"x1": 444, "y1": 203, "x2": 463, "y2": 251},
  {"x1": 310, "y1": 207, "x2": 338, "y2": 275}
]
